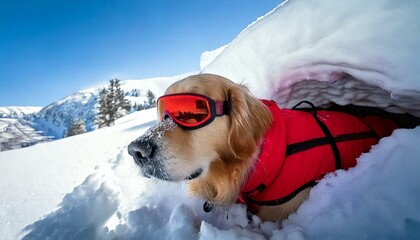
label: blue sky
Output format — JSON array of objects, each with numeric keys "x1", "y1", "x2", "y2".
[{"x1": 0, "y1": 0, "x2": 282, "y2": 107}]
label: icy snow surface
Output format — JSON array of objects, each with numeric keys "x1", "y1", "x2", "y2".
[{"x1": 1, "y1": 0, "x2": 420, "y2": 239}]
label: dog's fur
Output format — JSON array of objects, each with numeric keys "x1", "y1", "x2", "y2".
[{"x1": 128, "y1": 73, "x2": 385, "y2": 221}]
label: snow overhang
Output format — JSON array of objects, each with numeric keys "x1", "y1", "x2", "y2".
[{"x1": 202, "y1": 0, "x2": 420, "y2": 117}]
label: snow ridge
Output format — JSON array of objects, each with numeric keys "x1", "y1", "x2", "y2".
[{"x1": 0, "y1": 107, "x2": 42, "y2": 118}]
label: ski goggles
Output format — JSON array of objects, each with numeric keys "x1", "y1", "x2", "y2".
[{"x1": 157, "y1": 93, "x2": 229, "y2": 130}]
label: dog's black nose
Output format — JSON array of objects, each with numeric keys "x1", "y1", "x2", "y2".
[{"x1": 128, "y1": 140, "x2": 155, "y2": 166}]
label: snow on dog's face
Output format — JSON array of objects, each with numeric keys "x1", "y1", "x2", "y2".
[{"x1": 128, "y1": 74, "x2": 272, "y2": 204}]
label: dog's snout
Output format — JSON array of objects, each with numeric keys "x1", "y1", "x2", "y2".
[{"x1": 128, "y1": 140, "x2": 155, "y2": 166}]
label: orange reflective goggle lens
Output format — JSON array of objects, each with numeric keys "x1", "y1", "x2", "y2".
[{"x1": 157, "y1": 93, "x2": 229, "y2": 130}]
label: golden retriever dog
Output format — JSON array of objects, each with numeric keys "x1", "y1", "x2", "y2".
[{"x1": 128, "y1": 73, "x2": 407, "y2": 221}]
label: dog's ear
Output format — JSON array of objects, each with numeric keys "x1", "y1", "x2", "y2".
[{"x1": 227, "y1": 84, "x2": 272, "y2": 160}]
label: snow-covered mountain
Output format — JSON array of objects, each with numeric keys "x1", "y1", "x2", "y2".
[
  {"x1": 0, "y1": 74, "x2": 193, "y2": 151},
  {"x1": 0, "y1": 106, "x2": 42, "y2": 118},
  {"x1": 29, "y1": 91, "x2": 98, "y2": 139},
  {"x1": 0, "y1": 117, "x2": 51, "y2": 151},
  {"x1": 26, "y1": 73, "x2": 193, "y2": 140},
  {"x1": 0, "y1": 107, "x2": 50, "y2": 151},
  {"x1": 1, "y1": 0, "x2": 420, "y2": 239}
]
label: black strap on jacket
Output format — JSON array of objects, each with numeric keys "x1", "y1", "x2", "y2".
[
  {"x1": 292, "y1": 101, "x2": 343, "y2": 170},
  {"x1": 285, "y1": 131, "x2": 377, "y2": 157},
  {"x1": 245, "y1": 101, "x2": 379, "y2": 207},
  {"x1": 247, "y1": 181, "x2": 317, "y2": 206}
]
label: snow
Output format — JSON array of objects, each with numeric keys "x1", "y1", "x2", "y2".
[
  {"x1": 277, "y1": 127, "x2": 420, "y2": 240},
  {"x1": 1, "y1": 0, "x2": 420, "y2": 239},
  {"x1": 199, "y1": 45, "x2": 227, "y2": 70},
  {"x1": 0, "y1": 106, "x2": 44, "y2": 150},
  {"x1": 0, "y1": 107, "x2": 42, "y2": 118},
  {"x1": 0, "y1": 109, "x2": 158, "y2": 239},
  {"x1": 31, "y1": 91, "x2": 98, "y2": 139}
]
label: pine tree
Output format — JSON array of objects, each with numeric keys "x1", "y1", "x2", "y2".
[
  {"x1": 107, "y1": 79, "x2": 116, "y2": 124},
  {"x1": 66, "y1": 119, "x2": 86, "y2": 137},
  {"x1": 130, "y1": 88, "x2": 141, "y2": 97},
  {"x1": 96, "y1": 79, "x2": 131, "y2": 128},
  {"x1": 114, "y1": 79, "x2": 131, "y2": 118},
  {"x1": 135, "y1": 103, "x2": 144, "y2": 111},
  {"x1": 146, "y1": 90, "x2": 156, "y2": 108},
  {"x1": 97, "y1": 88, "x2": 110, "y2": 128}
]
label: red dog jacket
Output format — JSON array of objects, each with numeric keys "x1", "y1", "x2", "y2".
[{"x1": 238, "y1": 100, "x2": 399, "y2": 213}]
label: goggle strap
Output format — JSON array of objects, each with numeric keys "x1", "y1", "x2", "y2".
[{"x1": 215, "y1": 101, "x2": 230, "y2": 116}]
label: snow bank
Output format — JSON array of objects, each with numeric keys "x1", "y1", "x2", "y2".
[
  {"x1": 21, "y1": 174, "x2": 120, "y2": 240},
  {"x1": 277, "y1": 127, "x2": 420, "y2": 240},
  {"x1": 0, "y1": 109, "x2": 158, "y2": 239},
  {"x1": 203, "y1": 0, "x2": 420, "y2": 116},
  {"x1": 199, "y1": 45, "x2": 226, "y2": 70}
]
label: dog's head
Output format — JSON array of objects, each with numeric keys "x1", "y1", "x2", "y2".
[{"x1": 128, "y1": 74, "x2": 272, "y2": 204}]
